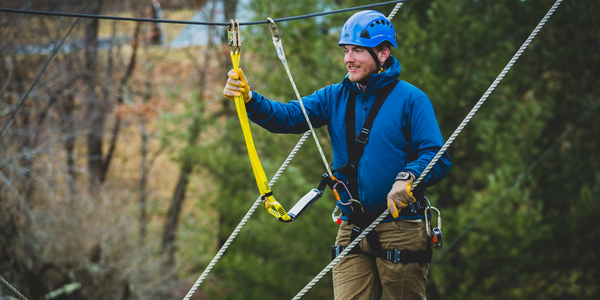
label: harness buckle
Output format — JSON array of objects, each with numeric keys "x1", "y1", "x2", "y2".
[
  {"x1": 356, "y1": 128, "x2": 370, "y2": 145},
  {"x1": 393, "y1": 249, "x2": 401, "y2": 264},
  {"x1": 331, "y1": 245, "x2": 344, "y2": 260}
]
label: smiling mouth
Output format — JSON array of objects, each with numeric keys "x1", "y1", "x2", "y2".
[{"x1": 348, "y1": 66, "x2": 359, "y2": 72}]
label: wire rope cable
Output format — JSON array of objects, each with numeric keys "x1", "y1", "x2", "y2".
[
  {"x1": 291, "y1": 1, "x2": 563, "y2": 298},
  {"x1": 267, "y1": 19, "x2": 332, "y2": 176},
  {"x1": 431, "y1": 97, "x2": 600, "y2": 266},
  {"x1": 0, "y1": 0, "x2": 94, "y2": 138},
  {"x1": 0, "y1": 1, "x2": 415, "y2": 27},
  {"x1": 0, "y1": 275, "x2": 29, "y2": 300},
  {"x1": 182, "y1": 131, "x2": 311, "y2": 300}
]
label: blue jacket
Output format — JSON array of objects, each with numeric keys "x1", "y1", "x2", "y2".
[{"x1": 246, "y1": 56, "x2": 451, "y2": 219}]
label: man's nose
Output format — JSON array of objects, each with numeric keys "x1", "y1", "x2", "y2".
[{"x1": 345, "y1": 53, "x2": 355, "y2": 64}]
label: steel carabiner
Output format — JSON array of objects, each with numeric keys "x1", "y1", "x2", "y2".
[
  {"x1": 227, "y1": 19, "x2": 241, "y2": 54},
  {"x1": 267, "y1": 17, "x2": 280, "y2": 42}
]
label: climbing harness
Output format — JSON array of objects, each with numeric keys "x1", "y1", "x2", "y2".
[
  {"x1": 293, "y1": 1, "x2": 563, "y2": 299},
  {"x1": 228, "y1": 20, "x2": 292, "y2": 222},
  {"x1": 329, "y1": 77, "x2": 433, "y2": 265}
]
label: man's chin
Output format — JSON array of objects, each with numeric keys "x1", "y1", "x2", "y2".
[{"x1": 348, "y1": 75, "x2": 362, "y2": 83}]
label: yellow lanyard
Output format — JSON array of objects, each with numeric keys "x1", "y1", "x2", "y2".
[{"x1": 228, "y1": 20, "x2": 291, "y2": 222}]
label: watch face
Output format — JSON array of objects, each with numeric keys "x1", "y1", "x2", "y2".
[{"x1": 397, "y1": 172, "x2": 410, "y2": 180}]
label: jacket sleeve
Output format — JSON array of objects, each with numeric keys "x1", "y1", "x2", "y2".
[
  {"x1": 402, "y1": 95, "x2": 452, "y2": 189},
  {"x1": 244, "y1": 89, "x2": 330, "y2": 134}
]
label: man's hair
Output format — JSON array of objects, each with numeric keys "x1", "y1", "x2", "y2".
[{"x1": 375, "y1": 41, "x2": 392, "y2": 52}]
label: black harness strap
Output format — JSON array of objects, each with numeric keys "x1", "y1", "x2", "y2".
[
  {"x1": 340, "y1": 79, "x2": 399, "y2": 200},
  {"x1": 332, "y1": 244, "x2": 432, "y2": 264}
]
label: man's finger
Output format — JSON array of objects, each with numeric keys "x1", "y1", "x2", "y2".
[
  {"x1": 227, "y1": 69, "x2": 239, "y2": 80},
  {"x1": 388, "y1": 199, "x2": 400, "y2": 218}
]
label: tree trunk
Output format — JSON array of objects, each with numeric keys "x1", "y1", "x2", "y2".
[
  {"x1": 160, "y1": 116, "x2": 202, "y2": 267},
  {"x1": 139, "y1": 47, "x2": 154, "y2": 245},
  {"x1": 101, "y1": 21, "x2": 141, "y2": 184},
  {"x1": 63, "y1": 92, "x2": 77, "y2": 201},
  {"x1": 159, "y1": 0, "x2": 216, "y2": 271},
  {"x1": 84, "y1": 0, "x2": 105, "y2": 194}
]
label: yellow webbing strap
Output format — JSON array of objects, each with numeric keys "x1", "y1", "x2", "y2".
[{"x1": 228, "y1": 20, "x2": 291, "y2": 222}]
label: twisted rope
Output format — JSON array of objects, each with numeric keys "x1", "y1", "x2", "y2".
[
  {"x1": 183, "y1": 131, "x2": 310, "y2": 300},
  {"x1": 292, "y1": 0, "x2": 563, "y2": 298},
  {"x1": 387, "y1": 2, "x2": 403, "y2": 20},
  {"x1": 0, "y1": 275, "x2": 28, "y2": 300}
]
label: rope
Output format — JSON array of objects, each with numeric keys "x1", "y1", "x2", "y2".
[
  {"x1": 0, "y1": 0, "x2": 94, "y2": 138},
  {"x1": 0, "y1": 1, "x2": 415, "y2": 27},
  {"x1": 267, "y1": 19, "x2": 333, "y2": 177},
  {"x1": 182, "y1": 131, "x2": 311, "y2": 300},
  {"x1": 387, "y1": 2, "x2": 403, "y2": 20},
  {"x1": 291, "y1": 0, "x2": 563, "y2": 298},
  {"x1": 0, "y1": 275, "x2": 29, "y2": 300},
  {"x1": 431, "y1": 97, "x2": 600, "y2": 266}
]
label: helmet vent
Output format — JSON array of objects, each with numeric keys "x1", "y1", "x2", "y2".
[{"x1": 360, "y1": 29, "x2": 371, "y2": 39}]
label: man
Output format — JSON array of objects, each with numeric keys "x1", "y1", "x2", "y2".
[{"x1": 223, "y1": 10, "x2": 451, "y2": 300}]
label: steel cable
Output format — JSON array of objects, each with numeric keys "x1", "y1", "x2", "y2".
[
  {"x1": 0, "y1": 1, "x2": 415, "y2": 27},
  {"x1": 0, "y1": 0, "x2": 94, "y2": 137}
]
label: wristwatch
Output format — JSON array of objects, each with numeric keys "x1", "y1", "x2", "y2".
[{"x1": 395, "y1": 172, "x2": 415, "y2": 182}]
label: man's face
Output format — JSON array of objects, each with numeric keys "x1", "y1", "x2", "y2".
[{"x1": 344, "y1": 45, "x2": 378, "y2": 83}]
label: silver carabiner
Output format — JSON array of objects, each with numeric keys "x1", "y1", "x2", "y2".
[
  {"x1": 228, "y1": 19, "x2": 241, "y2": 54},
  {"x1": 267, "y1": 17, "x2": 280, "y2": 42}
]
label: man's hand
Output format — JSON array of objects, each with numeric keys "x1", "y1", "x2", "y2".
[
  {"x1": 387, "y1": 177, "x2": 416, "y2": 218},
  {"x1": 223, "y1": 68, "x2": 252, "y2": 102}
]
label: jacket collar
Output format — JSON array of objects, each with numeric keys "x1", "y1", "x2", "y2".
[{"x1": 342, "y1": 55, "x2": 402, "y2": 94}]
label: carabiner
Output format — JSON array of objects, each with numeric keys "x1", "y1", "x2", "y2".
[
  {"x1": 266, "y1": 17, "x2": 280, "y2": 42},
  {"x1": 227, "y1": 19, "x2": 241, "y2": 54},
  {"x1": 425, "y1": 206, "x2": 443, "y2": 249}
]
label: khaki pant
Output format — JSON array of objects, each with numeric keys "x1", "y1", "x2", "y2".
[{"x1": 333, "y1": 219, "x2": 430, "y2": 300}]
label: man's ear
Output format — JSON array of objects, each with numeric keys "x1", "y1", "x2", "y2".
[{"x1": 377, "y1": 47, "x2": 391, "y2": 66}]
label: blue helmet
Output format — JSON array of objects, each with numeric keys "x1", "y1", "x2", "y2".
[{"x1": 338, "y1": 10, "x2": 397, "y2": 48}]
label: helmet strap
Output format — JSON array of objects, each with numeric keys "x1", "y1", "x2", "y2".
[{"x1": 366, "y1": 47, "x2": 382, "y2": 73}]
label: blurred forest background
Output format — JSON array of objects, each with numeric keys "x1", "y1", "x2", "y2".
[{"x1": 0, "y1": 0, "x2": 598, "y2": 299}]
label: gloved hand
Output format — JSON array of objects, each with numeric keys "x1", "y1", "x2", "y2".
[
  {"x1": 223, "y1": 68, "x2": 252, "y2": 102},
  {"x1": 387, "y1": 178, "x2": 416, "y2": 219}
]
